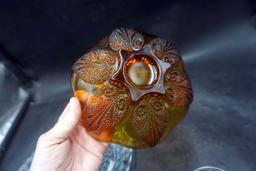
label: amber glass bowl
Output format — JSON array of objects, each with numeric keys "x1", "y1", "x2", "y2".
[{"x1": 71, "y1": 28, "x2": 193, "y2": 148}]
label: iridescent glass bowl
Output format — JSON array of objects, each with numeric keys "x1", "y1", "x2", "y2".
[{"x1": 71, "y1": 28, "x2": 193, "y2": 148}]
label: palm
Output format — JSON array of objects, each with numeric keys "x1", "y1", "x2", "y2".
[
  {"x1": 56, "y1": 125, "x2": 108, "y2": 171},
  {"x1": 30, "y1": 98, "x2": 108, "y2": 171}
]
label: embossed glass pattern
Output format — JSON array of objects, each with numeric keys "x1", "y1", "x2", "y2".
[{"x1": 71, "y1": 28, "x2": 193, "y2": 148}]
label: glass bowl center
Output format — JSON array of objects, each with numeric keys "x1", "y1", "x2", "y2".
[{"x1": 124, "y1": 54, "x2": 158, "y2": 89}]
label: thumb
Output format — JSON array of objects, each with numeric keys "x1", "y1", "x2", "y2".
[{"x1": 47, "y1": 97, "x2": 81, "y2": 140}]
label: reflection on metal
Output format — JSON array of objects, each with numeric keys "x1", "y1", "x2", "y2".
[
  {"x1": 183, "y1": 22, "x2": 256, "y2": 62},
  {"x1": 0, "y1": 63, "x2": 30, "y2": 156},
  {"x1": 100, "y1": 144, "x2": 134, "y2": 171},
  {"x1": 194, "y1": 166, "x2": 225, "y2": 171}
]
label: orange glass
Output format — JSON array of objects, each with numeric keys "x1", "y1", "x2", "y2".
[{"x1": 71, "y1": 28, "x2": 193, "y2": 148}]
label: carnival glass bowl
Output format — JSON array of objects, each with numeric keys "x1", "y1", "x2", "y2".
[{"x1": 71, "y1": 28, "x2": 193, "y2": 148}]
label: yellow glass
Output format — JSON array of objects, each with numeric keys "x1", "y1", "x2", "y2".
[{"x1": 71, "y1": 28, "x2": 193, "y2": 148}]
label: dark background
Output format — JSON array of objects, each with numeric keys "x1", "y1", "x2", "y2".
[{"x1": 0, "y1": 0, "x2": 256, "y2": 170}]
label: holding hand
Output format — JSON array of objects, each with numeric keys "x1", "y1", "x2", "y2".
[{"x1": 30, "y1": 97, "x2": 108, "y2": 171}]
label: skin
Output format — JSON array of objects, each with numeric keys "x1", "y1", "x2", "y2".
[{"x1": 30, "y1": 97, "x2": 108, "y2": 171}]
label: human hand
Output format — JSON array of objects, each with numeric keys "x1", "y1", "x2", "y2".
[{"x1": 30, "y1": 97, "x2": 108, "y2": 171}]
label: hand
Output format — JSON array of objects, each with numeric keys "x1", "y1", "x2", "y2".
[{"x1": 30, "y1": 97, "x2": 108, "y2": 171}]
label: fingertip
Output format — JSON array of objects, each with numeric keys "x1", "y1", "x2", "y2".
[
  {"x1": 70, "y1": 97, "x2": 81, "y2": 116},
  {"x1": 70, "y1": 97, "x2": 78, "y2": 105},
  {"x1": 47, "y1": 97, "x2": 82, "y2": 139}
]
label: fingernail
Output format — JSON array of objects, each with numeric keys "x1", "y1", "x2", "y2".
[
  {"x1": 69, "y1": 97, "x2": 76, "y2": 108},
  {"x1": 69, "y1": 97, "x2": 74, "y2": 103}
]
